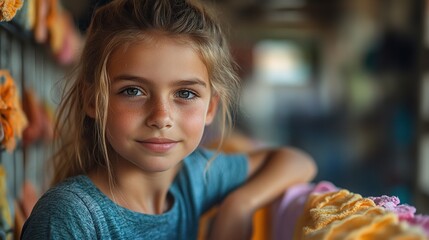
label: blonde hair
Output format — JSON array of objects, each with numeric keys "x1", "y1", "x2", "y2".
[{"x1": 51, "y1": 0, "x2": 240, "y2": 186}]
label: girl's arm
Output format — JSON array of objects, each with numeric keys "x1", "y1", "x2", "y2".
[{"x1": 208, "y1": 147, "x2": 317, "y2": 240}]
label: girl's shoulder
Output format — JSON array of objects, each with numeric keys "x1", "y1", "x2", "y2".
[
  {"x1": 32, "y1": 175, "x2": 97, "y2": 213},
  {"x1": 21, "y1": 176, "x2": 99, "y2": 239},
  {"x1": 176, "y1": 148, "x2": 249, "y2": 213},
  {"x1": 180, "y1": 147, "x2": 249, "y2": 191},
  {"x1": 46, "y1": 175, "x2": 94, "y2": 195}
]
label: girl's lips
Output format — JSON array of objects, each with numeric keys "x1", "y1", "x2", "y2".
[{"x1": 138, "y1": 138, "x2": 178, "y2": 153}]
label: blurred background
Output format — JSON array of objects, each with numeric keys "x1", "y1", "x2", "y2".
[
  {"x1": 0, "y1": 1, "x2": 428, "y2": 233},
  {"x1": 204, "y1": 0, "x2": 428, "y2": 210},
  {"x1": 223, "y1": 0, "x2": 429, "y2": 213},
  {"x1": 209, "y1": 0, "x2": 428, "y2": 214}
]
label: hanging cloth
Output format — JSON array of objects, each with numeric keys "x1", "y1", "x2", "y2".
[
  {"x1": 22, "y1": 89, "x2": 43, "y2": 147},
  {"x1": 34, "y1": 0, "x2": 49, "y2": 43},
  {"x1": 12, "y1": 0, "x2": 36, "y2": 31},
  {"x1": 46, "y1": 0, "x2": 64, "y2": 55},
  {"x1": 0, "y1": 70, "x2": 28, "y2": 152}
]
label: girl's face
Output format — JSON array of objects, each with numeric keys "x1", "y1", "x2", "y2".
[{"x1": 104, "y1": 35, "x2": 218, "y2": 174}]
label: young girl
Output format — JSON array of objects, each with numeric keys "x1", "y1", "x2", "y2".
[{"x1": 21, "y1": 0, "x2": 317, "y2": 239}]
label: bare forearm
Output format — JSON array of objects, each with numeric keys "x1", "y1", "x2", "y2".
[
  {"x1": 208, "y1": 147, "x2": 317, "y2": 240},
  {"x1": 237, "y1": 147, "x2": 317, "y2": 209}
]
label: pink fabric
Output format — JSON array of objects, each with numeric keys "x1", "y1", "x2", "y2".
[
  {"x1": 369, "y1": 195, "x2": 400, "y2": 207},
  {"x1": 410, "y1": 214, "x2": 429, "y2": 236},
  {"x1": 311, "y1": 180, "x2": 339, "y2": 194},
  {"x1": 368, "y1": 195, "x2": 415, "y2": 221},
  {"x1": 369, "y1": 195, "x2": 429, "y2": 237}
]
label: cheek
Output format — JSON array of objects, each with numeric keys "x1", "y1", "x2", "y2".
[
  {"x1": 106, "y1": 104, "x2": 139, "y2": 136},
  {"x1": 179, "y1": 106, "x2": 208, "y2": 134}
]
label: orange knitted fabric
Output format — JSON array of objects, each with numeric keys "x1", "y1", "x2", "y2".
[
  {"x1": 0, "y1": 70, "x2": 28, "y2": 152},
  {"x1": 0, "y1": 0, "x2": 23, "y2": 21}
]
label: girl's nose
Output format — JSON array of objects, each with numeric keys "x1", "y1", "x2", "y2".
[{"x1": 145, "y1": 100, "x2": 173, "y2": 129}]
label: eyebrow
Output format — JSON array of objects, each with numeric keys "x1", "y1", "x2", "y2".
[{"x1": 113, "y1": 74, "x2": 207, "y2": 88}]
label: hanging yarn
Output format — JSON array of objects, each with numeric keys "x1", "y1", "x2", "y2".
[
  {"x1": 0, "y1": 70, "x2": 28, "y2": 152},
  {"x1": 0, "y1": 0, "x2": 23, "y2": 21}
]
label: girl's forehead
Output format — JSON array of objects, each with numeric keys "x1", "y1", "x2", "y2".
[
  {"x1": 121, "y1": 32, "x2": 198, "y2": 52},
  {"x1": 107, "y1": 33, "x2": 203, "y2": 63},
  {"x1": 106, "y1": 33, "x2": 210, "y2": 84},
  {"x1": 108, "y1": 32, "x2": 209, "y2": 70}
]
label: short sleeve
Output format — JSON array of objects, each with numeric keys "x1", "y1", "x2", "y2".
[
  {"x1": 204, "y1": 150, "x2": 248, "y2": 206},
  {"x1": 179, "y1": 148, "x2": 248, "y2": 212},
  {"x1": 21, "y1": 188, "x2": 97, "y2": 240}
]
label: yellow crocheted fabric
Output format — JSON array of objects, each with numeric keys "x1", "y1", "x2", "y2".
[
  {"x1": 0, "y1": 0, "x2": 23, "y2": 21},
  {"x1": 294, "y1": 189, "x2": 427, "y2": 240}
]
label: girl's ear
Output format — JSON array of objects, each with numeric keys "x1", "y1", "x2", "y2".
[
  {"x1": 205, "y1": 95, "x2": 219, "y2": 125},
  {"x1": 84, "y1": 102, "x2": 96, "y2": 119}
]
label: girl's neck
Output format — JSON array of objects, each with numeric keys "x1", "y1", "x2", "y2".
[{"x1": 88, "y1": 163, "x2": 181, "y2": 215}]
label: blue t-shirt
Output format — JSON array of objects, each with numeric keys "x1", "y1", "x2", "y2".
[{"x1": 21, "y1": 148, "x2": 248, "y2": 240}]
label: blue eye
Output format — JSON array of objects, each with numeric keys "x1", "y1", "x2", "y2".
[
  {"x1": 176, "y1": 90, "x2": 196, "y2": 99},
  {"x1": 122, "y1": 87, "x2": 143, "y2": 96}
]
